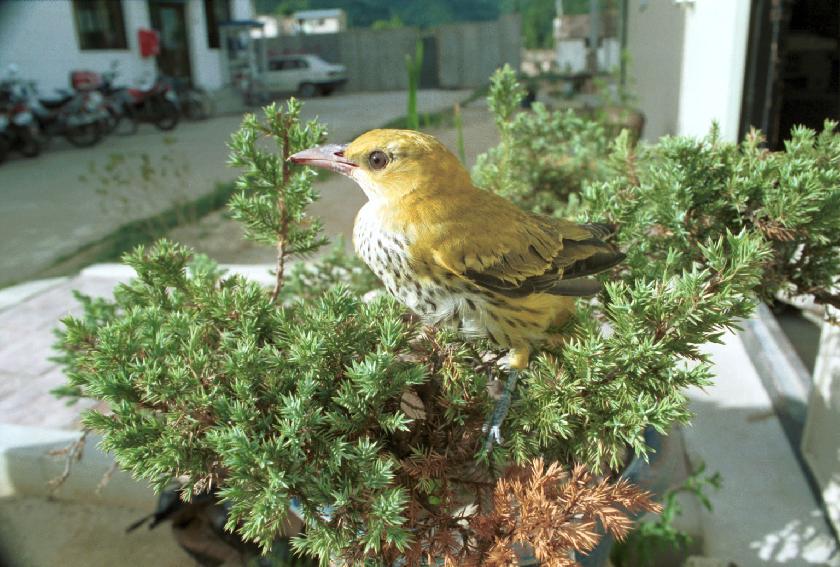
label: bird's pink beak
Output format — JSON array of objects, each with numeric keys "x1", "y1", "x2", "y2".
[{"x1": 288, "y1": 144, "x2": 357, "y2": 176}]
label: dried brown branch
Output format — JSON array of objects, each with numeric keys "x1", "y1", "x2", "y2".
[
  {"x1": 468, "y1": 458, "x2": 661, "y2": 566},
  {"x1": 48, "y1": 428, "x2": 90, "y2": 494}
]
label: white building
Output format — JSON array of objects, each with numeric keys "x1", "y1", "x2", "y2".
[
  {"x1": 629, "y1": 0, "x2": 840, "y2": 547},
  {"x1": 627, "y1": 0, "x2": 750, "y2": 142},
  {"x1": 0, "y1": 0, "x2": 254, "y2": 95},
  {"x1": 554, "y1": 12, "x2": 620, "y2": 75},
  {"x1": 291, "y1": 9, "x2": 347, "y2": 35}
]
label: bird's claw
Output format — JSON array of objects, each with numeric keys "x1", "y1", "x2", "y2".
[{"x1": 484, "y1": 424, "x2": 503, "y2": 450}]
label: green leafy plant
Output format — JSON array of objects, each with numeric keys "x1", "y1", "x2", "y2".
[
  {"x1": 53, "y1": 69, "x2": 840, "y2": 565},
  {"x1": 404, "y1": 39, "x2": 424, "y2": 131},
  {"x1": 612, "y1": 463, "x2": 722, "y2": 567},
  {"x1": 473, "y1": 65, "x2": 612, "y2": 216}
]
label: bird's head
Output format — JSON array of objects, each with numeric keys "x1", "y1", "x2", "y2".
[{"x1": 289, "y1": 129, "x2": 471, "y2": 202}]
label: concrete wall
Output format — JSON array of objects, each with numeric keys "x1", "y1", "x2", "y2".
[
  {"x1": 436, "y1": 14, "x2": 521, "y2": 89},
  {"x1": 625, "y1": 0, "x2": 686, "y2": 141},
  {"x1": 0, "y1": 0, "x2": 254, "y2": 93},
  {"x1": 676, "y1": 0, "x2": 751, "y2": 141},
  {"x1": 262, "y1": 27, "x2": 417, "y2": 91},
  {"x1": 626, "y1": 0, "x2": 752, "y2": 142},
  {"x1": 260, "y1": 15, "x2": 521, "y2": 92}
]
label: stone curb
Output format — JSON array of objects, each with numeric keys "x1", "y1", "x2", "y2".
[{"x1": 0, "y1": 423, "x2": 155, "y2": 510}]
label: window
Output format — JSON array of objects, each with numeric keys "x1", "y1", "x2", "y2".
[
  {"x1": 72, "y1": 0, "x2": 127, "y2": 50},
  {"x1": 268, "y1": 59, "x2": 309, "y2": 71},
  {"x1": 205, "y1": 0, "x2": 231, "y2": 49}
]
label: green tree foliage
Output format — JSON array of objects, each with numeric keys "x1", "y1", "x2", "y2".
[
  {"x1": 258, "y1": 0, "x2": 501, "y2": 28},
  {"x1": 55, "y1": 70, "x2": 840, "y2": 563},
  {"x1": 519, "y1": 0, "x2": 556, "y2": 49},
  {"x1": 473, "y1": 65, "x2": 611, "y2": 215}
]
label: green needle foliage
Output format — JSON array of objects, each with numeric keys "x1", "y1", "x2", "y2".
[
  {"x1": 54, "y1": 71, "x2": 840, "y2": 564},
  {"x1": 473, "y1": 65, "x2": 612, "y2": 216},
  {"x1": 228, "y1": 100, "x2": 328, "y2": 301}
]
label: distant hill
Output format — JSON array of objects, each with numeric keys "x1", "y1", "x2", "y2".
[{"x1": 256, "y1": 0, "x2": 502, "y2": 29}]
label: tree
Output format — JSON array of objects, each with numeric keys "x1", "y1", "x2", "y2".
[{"x1": 54, "y1": 69, "x2": 840, "y2": 564}]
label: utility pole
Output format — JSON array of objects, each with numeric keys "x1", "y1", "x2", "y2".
[{"x1": 587, "y1": 0, "x2": 601, "y2": 75}]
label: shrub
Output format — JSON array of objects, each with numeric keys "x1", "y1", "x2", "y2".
[{"x1": 54, "y1": 70, "x2": 840, "y2": 564}]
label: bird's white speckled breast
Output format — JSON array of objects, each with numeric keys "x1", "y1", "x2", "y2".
[
  {"x1": 353, "y1": 204, "x2": 450, "y2": 321},
  {"x1": 352, "y1": 204, "x2": 528, "y2": 346}
]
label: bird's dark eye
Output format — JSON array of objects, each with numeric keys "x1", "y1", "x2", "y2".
[{"x1": 368, "y1": 150, "x2": 389, "y2": 170}]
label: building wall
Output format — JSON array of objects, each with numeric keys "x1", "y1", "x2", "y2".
[
  {"x1": 187, "y1": 0, "x2": 223, "y2": 90},
  {"x1": 627, "y1": 0, "x2": 752, "y2": 142},
  {"x1": 626, "y1": 0, "x2": 686, "y2": 141},
  {"x1": 0, "y1": 0, "x2": 254, "y2": 93},
  {"x1": 0, "y1": 1, "x2": 155, "y2": 95},
  {"x1": 676, "y1": 0, "x2": 751, "y2": 141},
  {"x1": 299, "y1": 18, "x2": 343, "y2": 35},
  {"x1": 188, "y1": 0, "x2": 254, "y2": 89},
  {"x1": 555, "y1": 38, "x2": 620, "y2": 74},
  {"x1": 436, "y1": 14, "x2": 521, "y2": 89},
  {"x1": 261, "y1": 15, "x2": 521, "y2": 92}
]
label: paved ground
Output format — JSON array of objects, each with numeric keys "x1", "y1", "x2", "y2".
[{"x1": 0, "y1": 89, "x2": 470, "y2": 288}]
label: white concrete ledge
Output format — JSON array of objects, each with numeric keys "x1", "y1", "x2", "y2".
[
  {"x1": 0, "y1": 277, "x2": 68, "y2": 313},
  {"x1": 0, "y1": 423, "x2": 156, "y2": 509},
  {"x1": 684, "y1": 331, "x2": 838, "y2": 566},
  {"x1": 79, "y1": 262, "x2": 278, "y2": 287}
]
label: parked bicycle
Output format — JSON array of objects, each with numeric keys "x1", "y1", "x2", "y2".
[{"x1": 168, "y1": 76, "x2": 214, "y2": 121}]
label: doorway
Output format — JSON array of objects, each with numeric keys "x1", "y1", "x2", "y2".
[
  {"x1": 148, "y1": 0, "x2": 193, "y2": 81},
  {"x1": 740, "y1": 0, "x2": 839, "y2": 149}
]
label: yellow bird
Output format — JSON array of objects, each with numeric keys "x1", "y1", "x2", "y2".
[{"x1": 290, "y1": 129, "x2": 623, "y2": 447}]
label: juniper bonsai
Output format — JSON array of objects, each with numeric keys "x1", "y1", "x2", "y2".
[{"x1": 53, "y1": 70, "x2": 840, "y2": 565}]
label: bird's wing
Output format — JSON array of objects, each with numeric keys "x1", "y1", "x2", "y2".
[{"x1": 429, "y1": 205, "x2": 624, "y2": 298}]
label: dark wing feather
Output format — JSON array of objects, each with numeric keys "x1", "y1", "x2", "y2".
[{"x1": 462, "y1": 221, "x2": 624, "y2": 298}]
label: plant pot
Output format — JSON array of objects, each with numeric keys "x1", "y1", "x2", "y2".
[{"x1": 576, "y1": 426, "x2": 663, "y2": 567}]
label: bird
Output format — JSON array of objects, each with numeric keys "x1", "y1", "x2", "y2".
[{"x1": 289, "y1": 129, "x2": 624, "y2": 449}]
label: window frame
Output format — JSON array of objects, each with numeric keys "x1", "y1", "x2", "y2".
[
  {"x1": 72, "y1": 0, "x2": 129, "y2": 51},
  {"x1": 204, "y1": 0, "x2": 231, "y2": 50}
]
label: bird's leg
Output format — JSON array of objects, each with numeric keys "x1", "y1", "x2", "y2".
[{"x1": 484, "y1": 346, "x2": 530, "y2": 451}]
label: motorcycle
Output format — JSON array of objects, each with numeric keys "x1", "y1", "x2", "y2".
[
  {"x1": 169, "y1": 76, "x2": 214, "y2": 121},
  {"x1": 83, "y1": 64, "x2": 180, "y2": 133},
  {"x1": 28, "y1": 84, "x2": 105, "y2": 148},
  {"x1": 8, "y1": 99, "x2": 41, "y2": 157},
  {"x1": 0, "y1": 78, "x2": 42, "y2": 157},
  {"x1": 0, "y1": 109, "x2": 10, "y2": 164},
  {"x1": 126, "y1": 75, "x2": 180, "y2": 131}
]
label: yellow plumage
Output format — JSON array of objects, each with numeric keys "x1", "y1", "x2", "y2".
[
  {"x1": 289, "y1": 128, "x2": 624, "y2": 446},
  {"x1": 338, "y1": 129, "x2": 622, "y2": 369}
]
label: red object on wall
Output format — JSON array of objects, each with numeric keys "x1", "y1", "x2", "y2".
[{"x1": 138, "y1": 28, "x2": 160, "y2": 58}]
